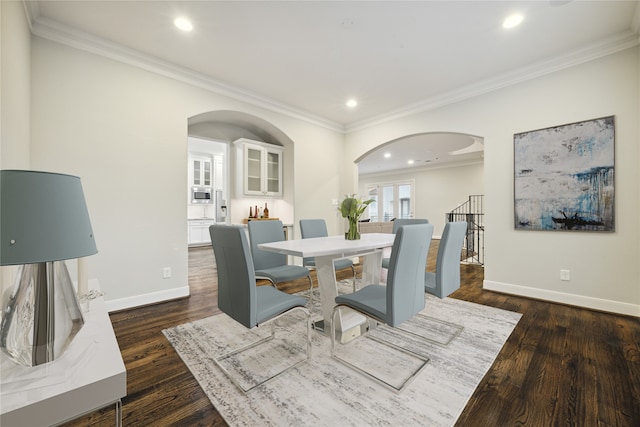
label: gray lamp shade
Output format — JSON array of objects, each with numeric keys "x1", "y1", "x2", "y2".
[{"x1": 1, "y1": 170, "x2": 98, "y2": 265}]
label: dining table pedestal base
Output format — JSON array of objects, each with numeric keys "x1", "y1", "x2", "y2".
[
  {"x1": 315, "y1": 250, "x2": 384, "y2": 342},
  {"x1": 256, "y1": 233, "x2": 395, "y2": 344},
  {"x1": 311, "y1": 318, "x2": 369, "y2": 343}
]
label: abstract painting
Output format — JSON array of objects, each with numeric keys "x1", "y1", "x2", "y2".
[{"x1": 514, "y1": 116, "x2": 614, "y2": 232}]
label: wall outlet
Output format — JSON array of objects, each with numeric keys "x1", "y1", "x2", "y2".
[
  {"x1": 163, "y1": 267, "x2": 172, "y2": 279},
  {"x1": 560, "y1": 269, "x2": 570, "y2": 281}
]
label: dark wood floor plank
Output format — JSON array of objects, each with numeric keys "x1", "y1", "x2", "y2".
[
  {"x1": 58, "y1": 243, "x2": 639, "y2": 426},
  {"x1": 558, "y1": 307, "x2": 597, "y2": 426},
  {"x1": 592, "y1": 311, "x2": 639, "y2": 426}
]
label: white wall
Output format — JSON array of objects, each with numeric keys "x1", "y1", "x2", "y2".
[
  {"x1": 1, "y1": 1, "x2": 30, "y2": 169},
  {"x1": 346, "y1": 47, "x2": 640, "y2": 316},
  {"x1": 29, "y1": 37, "x2": 346, "y2": 310},
  {"x1": 292, "y1": 125, "x2": 349, "y2": 237},
  {"x1": 1, "y1": 1, "x2": 32, "y2": 296},
  {"x1": 359, "y1": 162, "x2": 484, "y2": 236},
  {"x1": 8, "y1": 9, "x2": 639, "y2": 316}
]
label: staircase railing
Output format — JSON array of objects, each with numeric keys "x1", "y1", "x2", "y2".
[{"x1": 446, "y1": 195, "x2": 484, "y2": 265}]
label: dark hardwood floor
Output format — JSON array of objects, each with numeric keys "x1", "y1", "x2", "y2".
[{"x1": 63, "y1": 243, "x2": 640, "y2": 426}]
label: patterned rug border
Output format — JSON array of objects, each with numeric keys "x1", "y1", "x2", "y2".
[{"x1": 163, "y1": 291, "x2": 521, "y2": 426}]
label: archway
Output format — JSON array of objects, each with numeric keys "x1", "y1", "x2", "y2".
[
  {"x1": 188, "y1": 110, "x2": 294, "y2": 148},
  {"x1": 355, "y1": 132, "x2": 484, "y2": 254},
  {"x1": 355, "y1": 132, "x2": 483, "y2": 175},
  {"x1": 186, "y1": 110, "x2": 296, "y2": 233}
]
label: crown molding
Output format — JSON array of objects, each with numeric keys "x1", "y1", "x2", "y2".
[
  {"x1": 28, "y1": 15, "x2": 346, "y2": 134},
  {"x1": 23, "y1": 1, "x2": 639, "y2": 136},
  {"x1": 22, "y1": 0, "x2": 39, "y2": 32},
  {"x1": 346, "y1": 29, "x2": 640, "y2": 133},
  {"x1": 632, "y1": 1, "x2": 640, "y2": 36}
]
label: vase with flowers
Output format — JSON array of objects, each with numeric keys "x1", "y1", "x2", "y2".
[{"x1": 339, "y1": 194, "x2": 374, "y2": 240}]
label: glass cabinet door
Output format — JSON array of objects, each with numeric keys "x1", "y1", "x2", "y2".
[
  {"x1": 193, "y1": 159, "x2": 201, "y2": 186},
  {"x1": 203, "y1": 160, "x2": 211, "y2": 187},
  {"x1": 236, "y1": 139, "x2": 283, "y2": 197},
  {"x1": 246, "y1": 146, "x2": 263, "y2": 193},
  {"x1": 192, "y1": 158, "x2": 212, "y2": 187},
  {"x1": 266, "y1": 151, "x2": 280, "y2": 194}
]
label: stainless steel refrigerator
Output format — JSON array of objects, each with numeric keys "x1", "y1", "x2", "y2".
[{"x1": 215, "y1": 190, "x2": 227, "y2": 223}]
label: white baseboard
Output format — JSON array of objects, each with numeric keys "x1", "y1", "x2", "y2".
[
  {"x1": 484, "y1": 280, "x2": 640, "y2": 317},
  {"x1": 104, "y1": 285, "x2": 190, "y2": 313}
]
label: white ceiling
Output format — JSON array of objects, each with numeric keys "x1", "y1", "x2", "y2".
[
  {"x1": 357, "y1": 132, "x2": 484, "y2": 175},
  {"x1": 27, "y1": 0, "x2": 639, "y2": 172}
]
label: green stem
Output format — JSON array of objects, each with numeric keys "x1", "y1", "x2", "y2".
[{"x1": 346, "y1": 217, "x2": 360, "y2": 240}]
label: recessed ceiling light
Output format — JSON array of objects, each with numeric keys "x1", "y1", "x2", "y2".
[
  {"x1": 346, "y1": 99, "x2": 358, "y2": 108},
  {"x1": 384, "y1": 152, "x2": 391, "y2": 158},
  {"x1": 407, "y1": 160, "x2": 415, "y2": 165},
  {"x1": 174, "y1": 17, "x2": 193, "y2": 32},
  {"x1": 502, "y1": 14, "x2": 524, "y2": 29}
]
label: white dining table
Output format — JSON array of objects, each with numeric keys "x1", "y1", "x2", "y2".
[{"x1": 258, "y1": 233, "x2": 395, "y2": 338}]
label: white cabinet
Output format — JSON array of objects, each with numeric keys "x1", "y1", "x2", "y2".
[
  {"x1": 234, "y1": 139, "x2": 283, "y2": 197},
  {"x1": 191, "y1": 157, "x2": 212, "y2": 187},
  {"x1": 188, "y1": 219, "x2": 215, "y2": 245}
]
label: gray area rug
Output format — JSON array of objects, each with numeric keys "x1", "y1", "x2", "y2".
[{"x1": 163, "y1": 285, "x2": 521, "y2": 426}]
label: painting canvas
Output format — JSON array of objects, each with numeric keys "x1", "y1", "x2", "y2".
[{"x1": 514, "y1": 116, "x2": 614, "y2": 232}]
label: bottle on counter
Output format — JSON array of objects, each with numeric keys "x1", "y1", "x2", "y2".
[
  {"x1": 264, "y1": 203, "x2": 269, "y2": 219},
  {"x1": 249, "y1": 206, "x2": 253, "y2": 218}
]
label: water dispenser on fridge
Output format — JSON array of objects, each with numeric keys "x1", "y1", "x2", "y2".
[{"x1": 215, "y1": 190, "x2": 227, "y2": 223}]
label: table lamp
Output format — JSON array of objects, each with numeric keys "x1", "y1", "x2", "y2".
[{"x1": 0, "y1": 170, "x2": 98, "y2": 366}]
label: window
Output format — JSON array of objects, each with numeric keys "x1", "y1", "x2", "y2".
[
  {"x1": 367, "y1": 187, "x2": 378, "y2": 221},
  {"x1": 366, "y1": 181, "x2": 414, "y2": 221}
]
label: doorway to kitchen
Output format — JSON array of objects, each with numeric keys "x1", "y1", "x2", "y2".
[{"x1": 187, "y1": 137, "x2": 228, "y2": 247}]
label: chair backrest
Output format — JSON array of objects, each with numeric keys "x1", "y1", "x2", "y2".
[
  {"x1": 247, "y1": 220, "x2": 287, "y2": 271},
  {"x1": 209, "y1": 225, "x2": 257, "y2": 329},
  {"x1": 436, "y1": 221, "x2": 468, "y2": 293},
  {"x1": 386, "y1": 223, "x2": 434, "y2": 327},
  {"x1": 299, "y1": 219, "x2": 328, "y2": 266},
  {"x1": 391, "y1": 218, "x2": 429, "y2": 234},
  {"x1": 299, "y1": 219, "x2": 328, "y2": 239}
]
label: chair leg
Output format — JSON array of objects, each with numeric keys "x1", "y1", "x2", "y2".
[
  {"x1": 330, "y1": 304, "x2": 429, "y2": 393},
  {"x1": 350, "y1": 265, "x2": 357, "y2": 292},
  {"x1": 394, "y1": 313, "x2": 464, "y2": 347},
  {"x1": 306, "y1": 275, "x2": 314, "y2": 308},
  {"x1": 214, "y1": 306, "x2": 311, "y2": 393},
  {"x1": 256, "y1": 276, "x2": 279, "y2": 289}
]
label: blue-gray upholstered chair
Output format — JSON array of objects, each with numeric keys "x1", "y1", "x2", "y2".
[
  {"x1": 424, "y1": 221, "x2": 467, "y2": 298},
  {"x1": 331, "y1": 223, "x2": 434, "y2": 392},
  {"x1": 247, "y1": 219, "x2": 313, "y2": 297},
  {"x1": 299, "y1": 219, "x2": 356, "y2": 290},
  {"x1": 209, "y1": 225, "x2": 311, "y2": 393},
  {"x1": 381, "y1": 218, "x2": 429, "y2": 269}
]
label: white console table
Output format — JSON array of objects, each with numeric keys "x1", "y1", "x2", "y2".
[{"x1": 0, "y1": 280, "x2": 126, "y2": 426}]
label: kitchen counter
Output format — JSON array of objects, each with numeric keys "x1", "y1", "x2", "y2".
[{"x1": 231, "y1": 222, "x2": 294, "y2": 228}]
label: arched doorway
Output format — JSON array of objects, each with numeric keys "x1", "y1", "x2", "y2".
[
  {"x1": 355, "y1": 132, "x2": 484, "y2": 263},
  {"x1": 185, "y1": 110, "x2": 296, "y2": 239}
]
